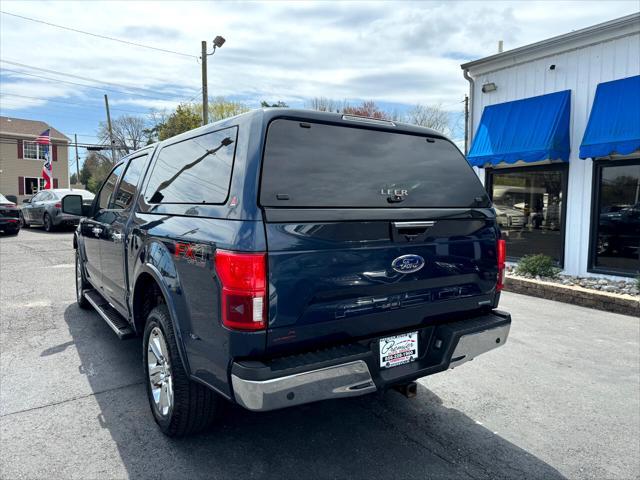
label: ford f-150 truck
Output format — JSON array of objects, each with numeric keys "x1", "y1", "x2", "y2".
[{"x1": 63, "y1": 109, "x2": 511, "y2": 437}]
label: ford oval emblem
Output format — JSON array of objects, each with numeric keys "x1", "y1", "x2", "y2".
[{"x1": 391, "y1": 254, "x2": 425, "y2": 274}]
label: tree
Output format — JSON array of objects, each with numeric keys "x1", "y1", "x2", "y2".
[
  {"x1": 150, "y1": 98, "x2": 250, "y2": 141},
  {"x1": 79, "y1": 151, "x2": 112, "y2": 193},
  {"x1": 406, "y1": 104, "x2": 451, "y2": 135},
  {"x1": 207, "y1": 97, "x2": 249, "y2": 121},
  {"x1": 70, "y1": 173, "x2": 78, "y2": 185},
  {"x1": 98, "y1": 114, "x2": 150, "y2": 160},
  {"x1": 261, "y1": 100, "x2": 288, "y2": 108},
  {"x1": 307, "y1": 97, "x2": 341, "y2": 112},
  {"x1": 156, "y1": 104, "x2": 201, "y2": 141},
  {"x1": 342, "y1": 100, "x2": 389, "y2": 119}
]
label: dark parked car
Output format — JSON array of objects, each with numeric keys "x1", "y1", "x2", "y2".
[
  {"x1": 598, "y1": 203, "x2": 640, "y2": 257},
  {"x1": 64, "y1": 109, "x2": 511, "y2": 437},
  {"x1": 20, "y1": 188, "x2": 95, "y2": 231},
  {"x1": 0, "y1": 193, "x2": 21, "y2": 235}
]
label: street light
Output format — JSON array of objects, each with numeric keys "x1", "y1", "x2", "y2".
[
  {"x1": 213, "y1": 36, "x2": 226, "y2": 48},
  {"x1": 201, "y1": 36, "x2": 226, "y2": 125}
]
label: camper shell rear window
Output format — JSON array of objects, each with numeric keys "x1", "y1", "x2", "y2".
[{"x1": 260, "y1": 119, "x2": 490, "y2": 208}]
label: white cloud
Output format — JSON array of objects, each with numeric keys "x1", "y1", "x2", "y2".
[{"x1": 1, "y1": 0, "x2": 638, "y2": 117}]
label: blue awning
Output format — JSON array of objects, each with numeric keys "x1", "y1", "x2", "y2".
[
  {"x1": 467, "y1": 90, "x2": 571, "y2": 167},
  {"x1": 579, "y1": 75, "x2": 640, "y2": 159}
]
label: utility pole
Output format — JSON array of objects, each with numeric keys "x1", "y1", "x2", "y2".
[
  {"x1": 200, "y1": 36, "x2": 225, "y2": 126},
  {"x1": 104, "y1": 94, "x2": 117, "y2": 163},
  {"x1": 464, "y1": 94, "x2": 469, "y2": 155},
  {"x1": 74, "y1": 133, "x2": 80, "y2": 182},
  {"x1": 201, "y1": 40, "x2": 208, "y2": 126}
]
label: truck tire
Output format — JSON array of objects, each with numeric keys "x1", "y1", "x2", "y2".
[
  {"x1": 75, "y1": 250, "x2": 90, "y2": 309},
  {"x1": 143, "y1": 304, "x2": 218, "y2": 437}
]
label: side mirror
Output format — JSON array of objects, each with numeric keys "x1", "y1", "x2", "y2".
[
  {"x1": 22, "y1": 198, "x2": 31, "y2": 204},
  {"x1": 62, "y1": 194, "x2": 84, "y2": 216}
]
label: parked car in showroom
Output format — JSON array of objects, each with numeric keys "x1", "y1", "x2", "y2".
[
  {"x1": 0, "y1": 193, "x2": 21, "y2": 235},
  {"x1": 494, "y1": 204, "x2": 527, "y2": 228},
  {"x1": 20, "y1": 189, "x2": 95, "y2": 231}
]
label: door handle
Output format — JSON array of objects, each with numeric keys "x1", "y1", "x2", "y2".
[{"x1": 92, "y1": 227, "x2": 103, "y2": 236}]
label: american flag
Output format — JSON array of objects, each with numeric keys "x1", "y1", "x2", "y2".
[{"x1": 38, "y1": 129, "x2": 52, "y2": 189}]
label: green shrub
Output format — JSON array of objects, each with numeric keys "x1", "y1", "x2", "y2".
[{"x1": 515, "y1": 254, "x2": 561, "y2": 279}]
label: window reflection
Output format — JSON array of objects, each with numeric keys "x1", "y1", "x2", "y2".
[
  {"x1": 112, "y1": 154, "x2": 147, "y2": 210},
  {"x1": 98, "y1": 164, "x2": 124, "y2": 210},
  {"x1": 145, "y1": 127, "x2": 237, "y2": 204},
  {"x1": 490, "y1": 167, "x2": 565, "y2": 262},
  {"x1": 594, "y1": 162, "x2": 640, "y2": 274}
]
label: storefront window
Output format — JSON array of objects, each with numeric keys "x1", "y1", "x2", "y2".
[
  {"x1": 592, "y1": 160, "x2": 640, "y2": 275},
  {"x1": 488, "y1": 166, "x2": 566, "y2": 263}
]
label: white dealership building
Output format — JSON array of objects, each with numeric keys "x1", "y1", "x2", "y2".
[{"x1": 462, "y1": 13, "x2": 640, "y2": 279}]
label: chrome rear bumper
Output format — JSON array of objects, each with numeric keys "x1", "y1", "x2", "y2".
[
  {"x1": 449, "y1": 323, "x2": 510, "y2": 368},
  {"x1": 232, "y1": 360, "x2": 376, "y2": 411},
  {"x1": 231, "y1": 311, "x2": 510, "y2": 412}
]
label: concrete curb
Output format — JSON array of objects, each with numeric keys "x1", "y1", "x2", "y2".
[{"x1": 504, "y1": 276, "x2": 639, "y2": 317}]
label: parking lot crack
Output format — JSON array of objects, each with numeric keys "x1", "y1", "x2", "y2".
[{"x1": 0, "y1": 380, "x2": 144, "y2": 418}]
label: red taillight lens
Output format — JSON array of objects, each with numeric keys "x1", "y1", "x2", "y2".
[
  {"x1": 54, "y1": 203, "x2": 62, "y2": 209},
  {"x1": 215, "y1": 250, "x2": 267, "y2": 331},
  {"x1": 496, "y1": 239, "x2": 506, "y2": 291}
]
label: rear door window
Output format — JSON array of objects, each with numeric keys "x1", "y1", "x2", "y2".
[
  {"x1": 260, "y1": 119, "x2": 489, "y2": 208},
  {"x1": 144, "y1": 126, "x2": 237, "y2": 204}
]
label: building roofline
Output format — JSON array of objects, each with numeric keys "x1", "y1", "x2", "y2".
[
  {"x1": 461, "y1": 13, "x2": 640, "y2": 71},
  {"x1": 0, "y1": 131, "x2": 70, "y2": 142}
]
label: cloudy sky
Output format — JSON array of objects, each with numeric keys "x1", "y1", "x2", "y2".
[{"x1": 1, "y1": 0, "x2": 638, "y2": 165}]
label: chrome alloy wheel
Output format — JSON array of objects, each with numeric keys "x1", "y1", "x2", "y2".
[{"x1": 147, "y1": 327, "x2": 174, "y2": 417}]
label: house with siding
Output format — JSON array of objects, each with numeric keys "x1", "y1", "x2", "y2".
[{"x1": 0, "y1": 116, "x2": 70, "y2": 202}]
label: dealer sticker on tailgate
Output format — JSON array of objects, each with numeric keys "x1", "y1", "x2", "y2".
[{"x1": 379, "y1": 331, "x2": 418, "y2": 368}]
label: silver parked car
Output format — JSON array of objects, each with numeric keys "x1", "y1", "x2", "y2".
[{"x1": 20, "y1": 189, "x2": 95, "y2": 231}]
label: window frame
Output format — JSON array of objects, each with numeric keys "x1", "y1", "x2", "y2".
[
  {"x1": 23, "y1": 141, "x2": 47, "y2": 161},
  {"x1": 24, "y1": 177, "x2": 46, "y2": 195},
  {"x1": 588, "y1": 157, "x2": 640, "y2": 277},
  {"x1": 485, "y1": 162, "x2": 569, "y2": 267},
  {"x1": 143, "y1": 125, "x2": 239, "y2": 206}
]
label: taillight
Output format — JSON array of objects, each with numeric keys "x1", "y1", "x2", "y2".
[
  {"x1": 496, "y1": 239, "x2": 506, "y2": 291},
  {"x1": 54, "y1": 203, "x2": 62, "y2": 209},
  {"x1": 215, "y1": 250, "x2": 267, "y2": 331}
]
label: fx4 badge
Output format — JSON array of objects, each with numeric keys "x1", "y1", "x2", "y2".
[
  {"x1": 391, "y1": 254, "x2": 425, "y2": 274},
  {"x1": 175, "y1": 242, "x2": 207, "y2": 266}
]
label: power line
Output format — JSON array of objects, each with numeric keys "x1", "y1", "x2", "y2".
[
  {"x1": 0, "y1": 93, "x2": 153, "y2": 115},
  {"x1": 0, "y1": 10, "x2": 197, "y2": 59},
  {"x1": 1, "y1": 67, "x2": 186, "y2": 103},
  {"x1": 0, "y1": 60, "x2": 195, "y2": 101}
]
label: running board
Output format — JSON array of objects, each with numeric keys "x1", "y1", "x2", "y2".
[{"x1": 84, "y1": 289, "x2": 135, "y2": 339}]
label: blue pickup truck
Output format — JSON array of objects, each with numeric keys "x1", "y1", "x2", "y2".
[{"x1": 63, "y1": 109, "x2": 510, "y2": 437}]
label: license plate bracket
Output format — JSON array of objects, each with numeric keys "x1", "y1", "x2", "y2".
[{"x1": 379, "y1": 331, "x2": 418, "y2": 369}]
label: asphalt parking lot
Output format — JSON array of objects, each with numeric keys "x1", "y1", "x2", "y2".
[{"x1": 1, "y1": 228, "x2": 639, "y2": 480}]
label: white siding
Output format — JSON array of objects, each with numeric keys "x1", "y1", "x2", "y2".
[{"x1": 469, "y1": 32, "x2": 640, "y2": 277}]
